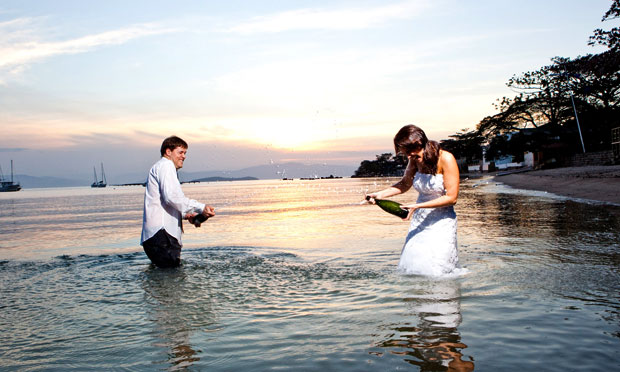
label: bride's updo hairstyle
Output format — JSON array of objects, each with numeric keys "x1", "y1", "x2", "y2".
[{"x1": 394, "y1": 124, "x2": 440, "y2": 175}]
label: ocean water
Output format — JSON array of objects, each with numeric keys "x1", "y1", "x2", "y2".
[{"x1": 1, "y1": 178, "x2": 619, "y2": 371}]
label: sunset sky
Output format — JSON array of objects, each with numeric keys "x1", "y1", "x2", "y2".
[{"x1": 0, "y1": 0, "x2": 612, "y2": 180}]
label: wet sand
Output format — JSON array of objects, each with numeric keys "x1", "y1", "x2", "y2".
[{"x1": 493, "y1": 165, "x2": 620, "y2": 205}]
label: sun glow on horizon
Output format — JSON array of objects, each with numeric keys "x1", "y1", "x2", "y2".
[{"x1": 244, "y1": 118, "x2": 342, "y2": 151}]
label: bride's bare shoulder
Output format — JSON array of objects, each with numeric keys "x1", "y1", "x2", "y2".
[
  {"x1": 438, "y1": 150, "x2": 457, "y2": 174},
  {"x1": 439, "y1": 149, "x2": 455, "y2": 160}
]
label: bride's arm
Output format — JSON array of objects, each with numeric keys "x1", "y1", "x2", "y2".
[{"x1": 366, "y1": 159, "x2": 417, "y2": 200}]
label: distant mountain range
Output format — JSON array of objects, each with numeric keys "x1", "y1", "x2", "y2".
[
  {"x1": 189, "y1": 176, "x2": 258, "y2": 182},
  {"x1": 13, "y1": 162, "x2": 357, "y2": 188},
  {"x1": 12, "y1": 174, "x2": 86, "y2": 188},
  {"x1": 179, "y1": 162, "x2": 356, "y2": 183}
]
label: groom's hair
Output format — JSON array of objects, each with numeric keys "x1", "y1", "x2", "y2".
[{"x1": 160, "y1": 136, "x2": 188, "y2": 156}]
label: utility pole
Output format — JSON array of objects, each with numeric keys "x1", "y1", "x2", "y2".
[
  {"x1": 570, "y1": 93, "x2": 586, "y2": 153},
  {"x1": 552, "y1": 72, "x2": 586, "y2": 153}
]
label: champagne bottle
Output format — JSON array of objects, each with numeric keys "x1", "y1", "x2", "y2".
[
  {"x1": 366, "y1": 196, "x2": 409, "y2": 219},
  {"x1": 192, "y1": 213, "x2": 209, "y2": 227}
]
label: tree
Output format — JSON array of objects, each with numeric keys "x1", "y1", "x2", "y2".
[
  {"x1": 589, "y1": 0, "x2": 620, "y2": 51},
  {"x1": 440, "y1": 129, "x2": 484, "y2": 163},
  {"x1": 352, "y1": 153, "x2": 407, "y2": 177},
  {"x1": 507, "y1": 61, "x2": 576, "y2": 125},
  {"x1": 558, "y1": 52, "x2": 620, "y2": 110},
  {"x1": 478, "y1": 45, "x2": 620, "y2": 153},
  {"x1": 476, "y1": 58, "x2": 580, "y2": 140}
]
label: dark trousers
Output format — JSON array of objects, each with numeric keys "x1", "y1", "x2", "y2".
[{"x1": 142, "y1": 229, "x2": 182, "y2": 268}]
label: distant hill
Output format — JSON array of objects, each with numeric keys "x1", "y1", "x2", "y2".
[
  {"x1": 189, "y1": 176, "x2": 258, "y2": 182},
  {"x1": 13, "y1": 174, "x2": 86, "y2": 188},
  {"x1": 179, "y1": 162, "x2": 356, "y2": 182}
]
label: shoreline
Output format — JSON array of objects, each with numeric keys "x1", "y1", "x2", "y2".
[{"x1": 492, "y1": 165, "x2": 620, "y2": 205}]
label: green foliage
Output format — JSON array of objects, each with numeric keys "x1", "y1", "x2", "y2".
[
  {"x1": 589, "y1": 0, "x2": 620, "y2": 50},
  {"x1": 440, "y1": 129, "x2": 484, "y2": 162},
  {"x1": 352, "y1": 153, "x2": 407, "y2": 177}
]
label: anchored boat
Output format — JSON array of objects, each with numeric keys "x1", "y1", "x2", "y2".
[
  {"x1": 0, "y1": 160, "x2": 22, "y2": 192},
  {"x1": 91, "y1": 163, "x2": 107, "y2": 188}
]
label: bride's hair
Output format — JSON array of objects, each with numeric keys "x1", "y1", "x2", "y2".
[{"x1": 393, "y1": 124, "x2": 440, "y2": 175}]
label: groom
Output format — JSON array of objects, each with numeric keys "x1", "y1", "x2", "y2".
[{"x1": 140, "y1": 136, "x2": 215, "y2": 268}]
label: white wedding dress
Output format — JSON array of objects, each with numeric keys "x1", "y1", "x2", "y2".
[{"x1": 398, "y1": 173, "x2": 460, "y2": 276}]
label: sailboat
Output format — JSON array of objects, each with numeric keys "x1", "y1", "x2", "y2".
[
  {"x1": 0, "y1": 160, "x2": 22, "y2": 192},
  {"x1": 91, "y1": 163, "x2": 107, "y2": 188}
]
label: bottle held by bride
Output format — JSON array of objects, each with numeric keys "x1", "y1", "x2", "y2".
[{"x1": 366, "y1": 196, "x2": 409, "y2": 219}]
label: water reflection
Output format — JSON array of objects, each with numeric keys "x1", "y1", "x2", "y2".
[
  {"x1": 375, "y1": 278, "x2": 474, "y2": 371},
  {"x1": 141, "y1": 266, "x2": 216, "y2": 370}
]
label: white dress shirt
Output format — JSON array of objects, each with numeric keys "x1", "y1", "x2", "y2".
[{"x1": 140, "y1": 157, "x2": 205, "y2": 245}]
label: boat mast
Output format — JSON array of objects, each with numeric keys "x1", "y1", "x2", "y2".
[{"x1": 101, "y1": 163, "x2": 106, "y2": 184}]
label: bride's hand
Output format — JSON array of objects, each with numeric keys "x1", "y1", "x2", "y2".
[
  {"x1": 402, "y1": 204, "x2": 417, "y2": 220},
  {"x1": 364, "y1": 193, "x2": 378, "y2": 204}
]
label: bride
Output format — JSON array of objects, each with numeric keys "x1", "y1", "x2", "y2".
[{"x1": 367, "y1": 124, "x2": 461, "y2": 276}]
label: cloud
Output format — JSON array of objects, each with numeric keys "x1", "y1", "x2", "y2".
[
  {"x1": 0, "y1": 17, "x2": 177, "y2": 82},
  {"x1": 226, "y1": 0, "x2": 429, "y2": 34}
]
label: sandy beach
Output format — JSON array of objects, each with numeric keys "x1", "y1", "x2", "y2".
[{"x1": 493, "y1": 165, "x2": 620, "y2": 205}]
